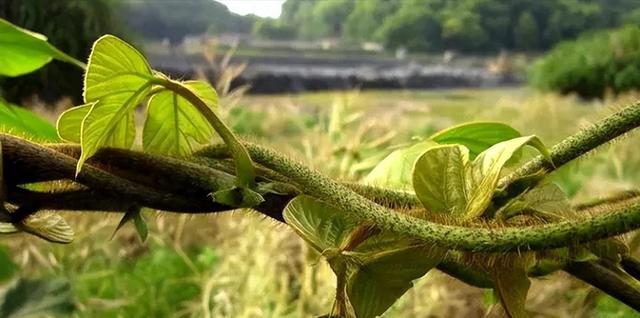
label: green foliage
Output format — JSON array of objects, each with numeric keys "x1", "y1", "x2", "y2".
[
  {"x1": 0, "y1": 99, "x2": 59, "y2": 142},
  {"x1": 0, "y1": 18, "x2": 84, "y2": 77},
  {"x1": 0, "y1": 0, "x2": 126, "y2": 103},
  {"x1": 274, "y1": 0, "x2": 637, "y2": 53},
  {"x1": 284, "y1": 195, "x2": 443, "y2": 317},
  {"x1": 531, "y1": 25, "x2": 640, "y2": 99},
  {"x1": 0, "y1": 277, "x2": 75, "y2": 317}
]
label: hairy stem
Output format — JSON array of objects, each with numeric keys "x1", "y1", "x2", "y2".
[
  {"x1": 200, "y1": 142, "x2": 640, "y2": 252},
  {"x1": 499, "y1": 101, "x2": 640, "y2": 190}
]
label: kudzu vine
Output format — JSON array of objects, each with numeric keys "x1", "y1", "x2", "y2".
[{"x1": 3, "y1": 18, "x2": 640, "y2": 317}]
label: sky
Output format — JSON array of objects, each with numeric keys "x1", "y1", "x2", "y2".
[{"x1": 216, "y1": 0, "x2": 286, "y2": 18}]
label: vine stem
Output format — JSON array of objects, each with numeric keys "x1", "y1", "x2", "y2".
[
  {"x1": 155, "y1": 78, "x2": 256, "y2": 188},
  {"x1": 200, "y1": 142, "x2": 640, "y2": 252},
  {"x1": 498, "y1": 100, "x2": 640, "y2": 190}
]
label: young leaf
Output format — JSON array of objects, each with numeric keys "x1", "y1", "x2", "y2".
[
  {"x1": 283, "y1": 195, "x2": 357, "y2": 252},
  {"x1": 430, "y1": 122, "x2": 521, "y2": 159},
  {"x1": 211, "y1": 186, "x2": 264, "y2": 208},
  {"x1": 346, "y1": 245, "x2": 444, "y2": 318},
  {"x1": 112, "y1": 206, "x2": 148, "y2": 242},
  {"x1": 56, "y1": 103, "x2": 93, "y2": 142},
  {"x1": 413, "y1": 136, "x2": 551, "y2": 219},
  {"x1": 0, "y1": 18, "x2": 84, "y2": 76},
  {"x1": 76, "y1": 35, "x2": 154, "y2": 172},
  {"x1": 364, "y1": 140, "x2": 438, "y2": 191},
  {"x1": 495, "y1": 183, "x2": 573, "y2": 221},
  {"x1": 143, "y1": 81, "x2": 217, "y2": 156},
  {"x1": 412, "y1": 145, "x2": 469, "y2": 215},
  {"x1": 18, "y1": 212, "x2": 74, "y2": 244},
  {"x1": 0, "y1": 100, "x2": 60, "y2": 142},
  {"x1": 484, "y1": 255, "x2": 534, "y2": 318}
]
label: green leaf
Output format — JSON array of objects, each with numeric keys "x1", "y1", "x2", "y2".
[
  {"x1": 56, "y1": 103, "x2": 93, "y2": 142},
  {"x1": 430, "y1": 122, "x2": 522, "y2": 159},
  {"x1": 0, "y1": 277, "x2": 75, "y2": 317},
  {"x1": 0, "y1": 100, "x2": 60, "y2": 142},
  {"x1": 413, "y1": 136, "x2": 551, "y2": 219},
  {"x1": 283, "y1": 195, "x2": 357, "y2": 252},
  {"x1": 485, "y1": 255, "x2": 534, "y2": 318},
  {"x1": 412, "y1": 145, "x2": 469, "y2": 215},
  {"x1": 113, "y1": 206, "x2": 148, "y2": 242},
  {"x1": 18, "y1": 212, "x2": 74, "y2": 244},
  {"x1": 346, "y1": 245, "x2": 444, "y2": 318},
  {"x1": 0, "y1": 18, "x2": 84, "y2": 76},
  {"x1": 76, "y1": 35, "x2": 154, "y2": 172},
  {"x1": 143, "y1": 80, "x2": 217, "y2": 156},
  {"x1": 364, "y1": 140, "x2": 438, "y2": 191},
  {"x1": 495, "y1": 183, "x2": 572, "y2": 221}
]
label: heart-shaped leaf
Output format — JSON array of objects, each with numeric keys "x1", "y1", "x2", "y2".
[
  {"x1": 0, "y1": 18, "x2": 84, "y2": 76},
  {"x1": 413, "y1": 136, "x2": 551, "y2": 219},
  {"x1": 75, "y1": 35, "x2": 154, "y2": 172},
  {"x1": 143, "y1": 80, "x2": 217, "y2": 156},
  {"x1": 430, "y1": 122, "x2": 522, "y2": 159}
]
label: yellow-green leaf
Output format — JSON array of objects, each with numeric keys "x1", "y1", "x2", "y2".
[
  {"x1": 143, "y1": 80, "x2": 217, "y2": 156},
  {"x1": 0, "y1": 99, "x2": 60, "y2": 142},
  {"x1": 56, "y1": 103, "x2": 94, "y2": 142},
  {"x1": 0, "y1": 18, "x2": 84, "y2": 76},
  {"x1": 19, "y1": 212, "x2": 74, "y2": 244},
  {"x1": 364, "y1": 140, "x2": 438, "y2": 191},
  {"x1": 75, "y1": 35, "x2": 154, "y2": 172},
  {"x1": 283, "y1": 195, "x2": 357, "y2": 252}
]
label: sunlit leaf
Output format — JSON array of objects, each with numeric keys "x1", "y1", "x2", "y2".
[
  {"x1": 0, "y1": 100, "x2": 60, "y2": 142},
  {"x1": 0, "y1": 277, "x2": 75, "y2": 317},
  {"x1": 19, "y1": 212, "x2": 74, "y2": 244},
  {"x1": 0, "y1": 18, "x2": 84, "y2": 76},
  {"x1": 413, "y1": 136, "x2": 551, "y2": 219},
  {"x1": 143, "y1": 80, "x2": 217, "y2": 156},
  {"x1": 76, "y1": 35, "x2": 153, "y2": 172},
  {"x1": 364, "y1": 140, "x2": 438, "y2": 191},
  {"x1": 430, "y1": 122, "x2": 522, "y2": 159},
  {"x1": 347, "y1": 245, "x2": 444, "y2": 318},
  {"x1": 56, "y1": 103, "x2": 93, "y2": 142},
  {"x1": 283, "y1": 195, "x2": 357, "y2": 252}
]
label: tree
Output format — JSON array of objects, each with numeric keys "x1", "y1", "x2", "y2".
[{"x1": 514, "y1": 12, "x2": 540, "y2": 51}]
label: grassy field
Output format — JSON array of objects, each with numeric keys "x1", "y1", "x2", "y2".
[{"x1": 3, "y1": 88, "x2": 640, "y2": 317}]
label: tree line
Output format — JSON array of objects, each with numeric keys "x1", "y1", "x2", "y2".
[{"x1": 254, "y1": 0, "x2": 640, "y2": 53}]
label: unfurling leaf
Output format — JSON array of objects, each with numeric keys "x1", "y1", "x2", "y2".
[
  {"x1": 18, "y1": 212, "x2": 74, "y2": 244},
  {"x1": 0, "y1": 18, "x2": 84, "y2": 76},
  {"x1": 413, "y1": 136, "x2": 551, "y2": 219},
  {"x1": 143, "y1": 80, "x2": 218, "y2": 156},
  {"x1": 430, "y1": 122, "x2": 522, "y2": 159},
  {"x1": 113, "y1": 206, "x2": 148, "y2": 242}
]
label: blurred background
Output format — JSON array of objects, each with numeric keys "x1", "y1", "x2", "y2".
[{"x1": 2, "y1": 0, "x2": 640, "y2": 317}]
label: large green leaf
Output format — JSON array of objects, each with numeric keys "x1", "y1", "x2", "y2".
[
  {"x1": 0, "y1": 277, "x2": 75, "y2": 317},
  {"x1": 364, "y1": 140, "x2": 438, "y2": 191},
  {"x1": 346, "y1": 246, "x2": 444, "y2": 318},
  {"x1": 430, "y1": 122, "x2": 522, "y2": 159},
  {"x1": 0, "y1": 100, "x2": 60, "y2": 142},
  {"x1": 143, "y1": 80, "x2": 217, "y2": 156},
  {"x1": 413, "y1": 136, "x2": 551, "y2": 219},
  {"x1": 0, "y1": 18, "x2": 84, "y2": 76},
  {"x1": 283, "y1": 195, "x2": 356, "y2": 252},
  {"x1": 76, "y1": 35, "x2": 154, "y2": 172}
]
